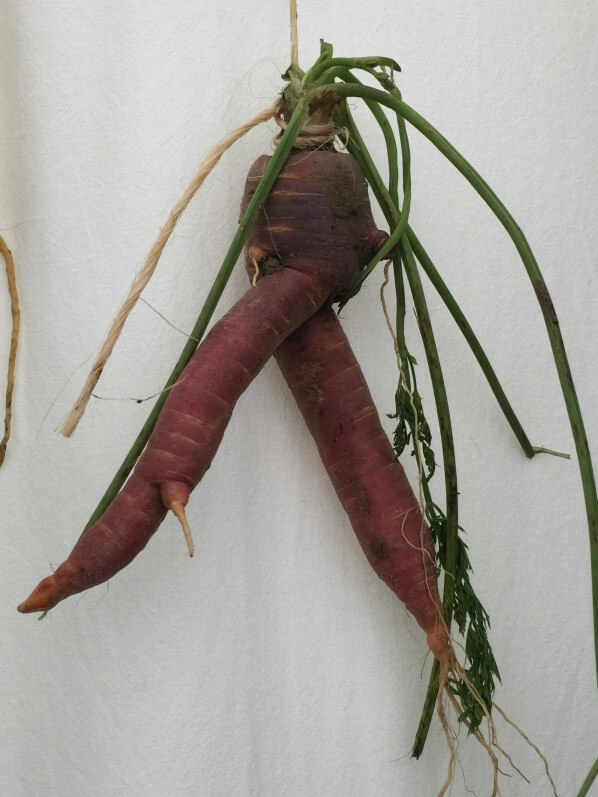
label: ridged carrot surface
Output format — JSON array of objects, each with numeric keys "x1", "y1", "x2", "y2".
[{"x1": 274, "y1": 306, "x2": 448, "y2": 658}]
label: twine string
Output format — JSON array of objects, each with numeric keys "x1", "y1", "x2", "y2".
[
  {"x1": 0, "y1": 235, "x2": 19, "y2": 466},
  {"x1": 290, "y1": 0, "x2": 298, "y2": 65},
  {"x1": 274, "y1": 114, "x2": 338, "y2": 149}
]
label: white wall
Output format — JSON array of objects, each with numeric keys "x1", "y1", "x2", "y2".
[{"x1": 2, "y1": 2, "x2": 597, "y2": 795}]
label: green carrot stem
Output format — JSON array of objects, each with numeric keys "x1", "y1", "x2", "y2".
[
  {"x1": 390, "y1": 96, "x2": 452, "y2": 555},
  {"x1": 79, "y1": 98, "x2": 309, "y2": 537},
  {"x1": 336, "y1": 98, "x2": 459, "y2": 616},
  {"x1": 336, "y1": 74, "x2": 534, "y2": 460},
  {"x1": 333, "y1": 97, "x2": 390, "y2": 207},
  {"x1": 400, "y1": 236, "x2": 459, "y2": 621},
  {"x1": 303, "y1": 55, "x2": 400, "y2": 86},
  {"x1": 334, "y1": 103, "x2": 411, "y2": 444},
  {"x1": 338, "y1": 89, "x2": 502, "y2": 748},
  {"x1": 336, "y1": 93, "x2": 460, "y2": 742},
  {"x1": 338, "y1": 78, "x2": 406, "y2": 395},
  {"x1": 412, "y1": 660, "x2": 440, "y2": 759},
  {"x1": 331, "y1": 81, "x2": 598, "y2": 683},
  {"x1": 340, "y1": 79, "x2": 412, "y2": 300},
  {"x1": 337, "y1": 90, "x2": 458, "y2": 625},
  {"x1": 577, "y1": 756, "x2": 598, "y2": 797},
  {"x1": 398, "y1": 243, "x2": 461, "y2": 745},
  {"x1": 334, "y1": 81, "x2": 534, "y2": 458},
  {"x1": 407, "y1": 227, "x2": 535, "y2": 459},
  {"x1": 392, "y1": 253, "x2": 409, "y2": 377},
  {"x1": 399, "y1": 234, "x2": 460, "y2": 753},
  {"x1": 396, "y1": 111, "x2": 501, "y2": 750},
  {"x1": 337, "y1": 102, "x2": 440, "y2": 522},
  {"x1": 337, "y1": 89, "x2": 436, "y2": 511}
]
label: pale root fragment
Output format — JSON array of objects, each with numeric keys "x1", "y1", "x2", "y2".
[{"x1": 169, "y1": 501, "x2": 194, "y2": 558}]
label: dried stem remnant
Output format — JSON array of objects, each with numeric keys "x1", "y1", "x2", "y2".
[
  {"x1": 0, "y1": 236, "x2": 19, "y2": 467},
  {"x1": 290, "y1": 0, "x2": 298, "y2": 65}
]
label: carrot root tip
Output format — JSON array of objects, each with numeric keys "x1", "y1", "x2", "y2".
[
  {"x1": 426, "y1": 622, "x2": 454, "y2": 666},
  {"x1": 17, "y1": 574, "x2": 61, "y2": 614}
]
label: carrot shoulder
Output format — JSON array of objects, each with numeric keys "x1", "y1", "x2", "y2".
[{"x1": 274, "y1": 306, "x2": 448, "y2": 659}]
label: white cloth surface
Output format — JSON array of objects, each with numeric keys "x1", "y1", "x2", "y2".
[{"x1": 2, "y1": 2, "x2": 597, "y2": 795}]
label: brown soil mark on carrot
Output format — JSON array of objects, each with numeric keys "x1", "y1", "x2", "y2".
[
  {"x1": 329, "y1": 185, "x2": 356, "y2": 218},
  {"x1": 260, "y1": 255, "x2": 284, "y2": 275},
  {"x1": 351, "y1": 480, "x2": 372, "y2": 510},
  {"x1": 369, "y1": 539, "x2": 387, "y2": 559},
  {"x1": 332, "y1": 419, "x2": 343, "y2": 442},
  {"x1": 290, "y1": 362, "x2": 324, "y2": 403}
]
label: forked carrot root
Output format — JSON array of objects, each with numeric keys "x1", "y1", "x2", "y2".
[{"x1": 18, "y1": 148, "x2": 392, "y2": 616}]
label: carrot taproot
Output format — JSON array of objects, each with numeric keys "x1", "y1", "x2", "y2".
[
  {"x1": 18, "y1": 148, "x2": 387, "y2": 614},
  {"x1": 273, "y1": 304, "x2": 449, "y2": 659}
]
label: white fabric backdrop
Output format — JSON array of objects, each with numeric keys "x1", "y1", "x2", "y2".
[{"x1": 2, "y1": 2, "x2": 597, "y2": 795}]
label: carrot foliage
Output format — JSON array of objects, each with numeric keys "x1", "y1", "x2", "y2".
[{"x1": 393, "y1": 356, "x2": 500, "y2": 732}]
